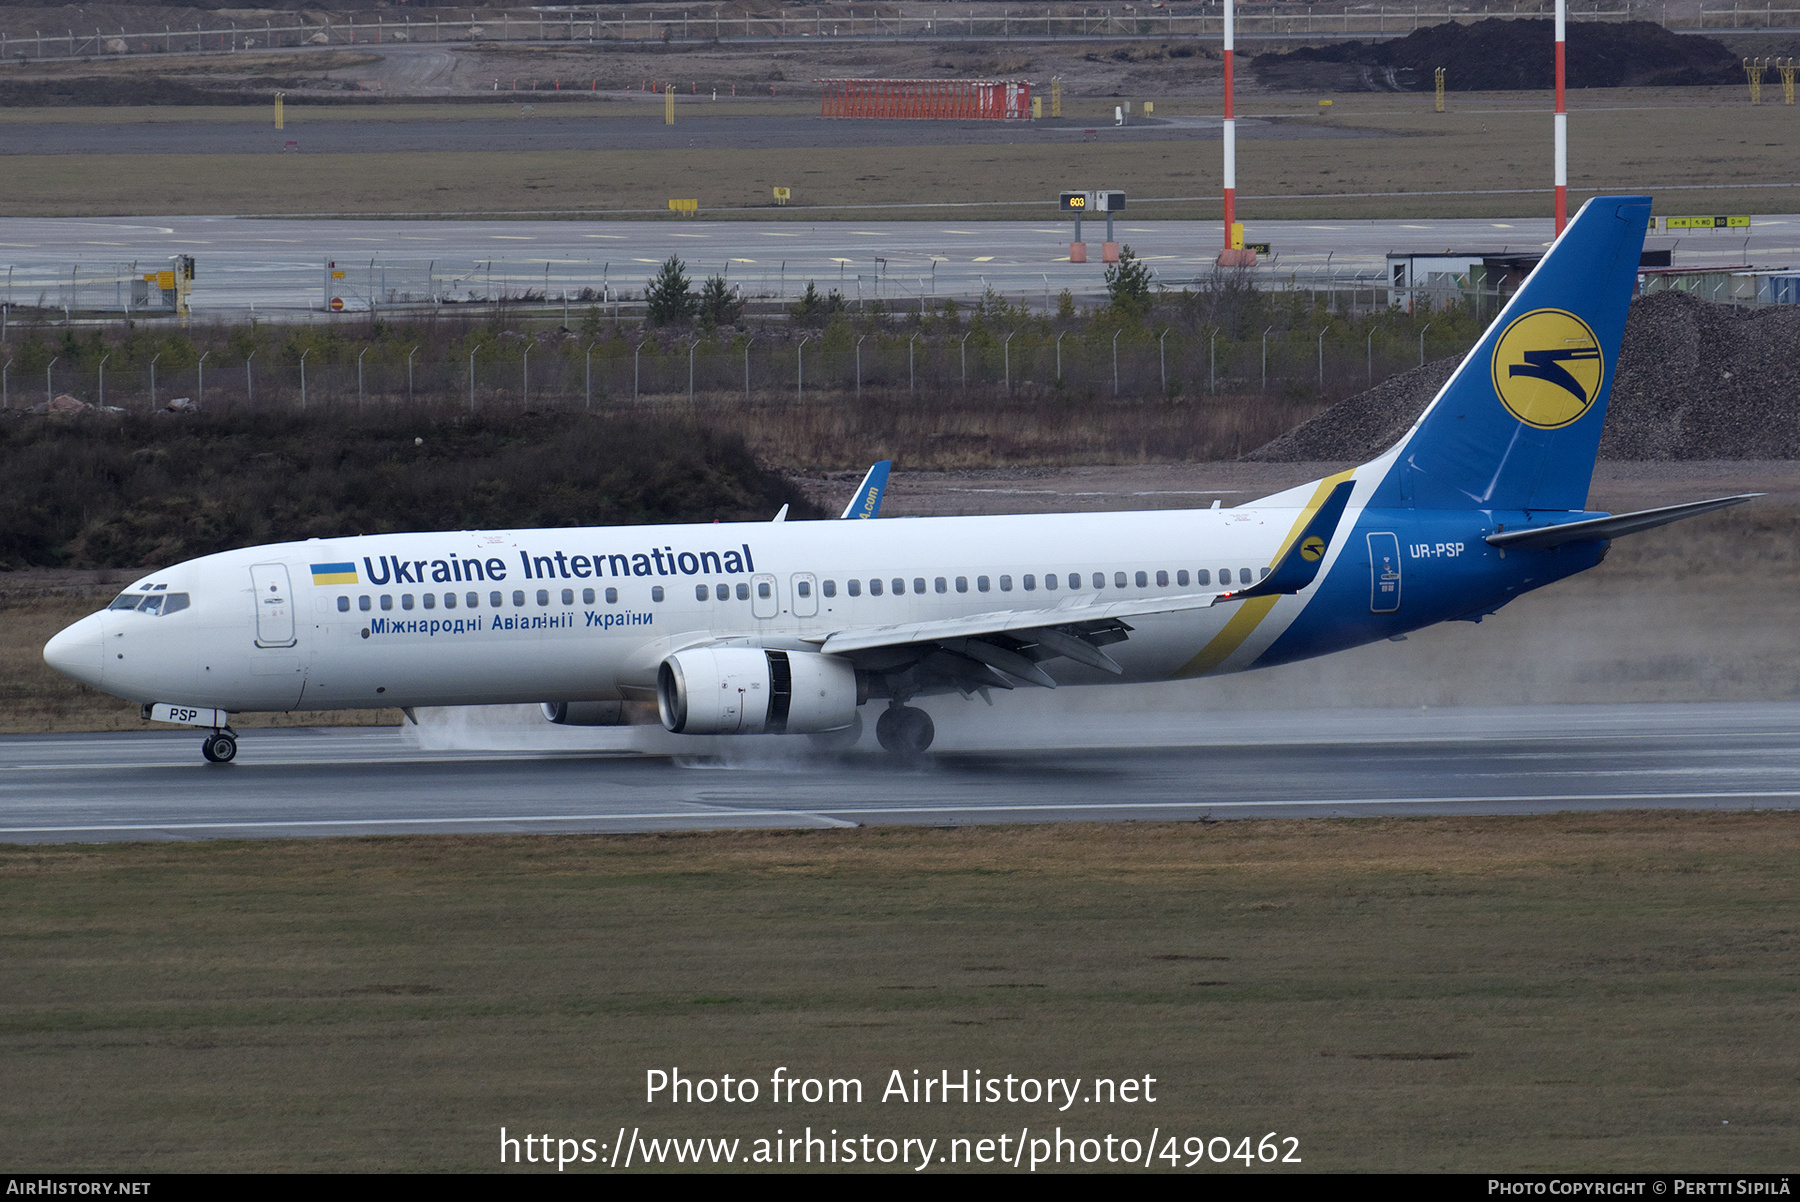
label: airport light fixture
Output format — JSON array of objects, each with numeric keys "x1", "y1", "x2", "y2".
[
  {"x1": 1223, "y1": 0, "x2": 1237, "y2": 253},
  {"x1": 46, "y1": 356, "x2": 56, "y2": 407}
]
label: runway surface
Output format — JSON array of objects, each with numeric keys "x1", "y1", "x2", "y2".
[
  {"x1": 4, "y1": 701, "x2": 1797, "y2": 843},
  {"x1": 5, "y1": 214, "x2": 1792, "y2": 314}
]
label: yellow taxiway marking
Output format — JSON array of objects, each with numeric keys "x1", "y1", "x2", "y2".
[
  {"x1": 972, "y1": 256, "x2": 995, "y2": 262},
  {"x1": 631, "y1": 257, "x2": 661, "y2": 263},
  {"x1": 669, "y1": 233, "x2": 708, "y2": 238},
  {"x1": 582, "y1": 234, "x2": 627, "y2": 239},
  {"x1": 759, "y1": 232, "x2": 800, "y2": 237},
  {"x1": 730, "y1": 258, "x2": 756, "y2": 263},
  {"x1": 941, "y1": 229, "x2": 978, "y2": 235},
  {"x1": 830, "y1": 257, "x2": 855, "y2": 263},
  {"x1": 490, "y1": 235, "x2": 534, "y2": 240}
]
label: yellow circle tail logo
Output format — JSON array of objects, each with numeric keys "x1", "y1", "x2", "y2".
[
  {"x1": 1490, "y1": 308, "x2": 1605, "y2": 430},
  {"x1": 1299, "y1": 536, "x2": 1327, "y2": 562}
]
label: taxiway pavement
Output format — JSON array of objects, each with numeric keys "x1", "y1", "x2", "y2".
[
  {"x1": 4, "y1": 701, "x2": 1796, "y2": 843},
  {"x1": 4, "y1": 214, "x2": 1792, "y2": 315}
]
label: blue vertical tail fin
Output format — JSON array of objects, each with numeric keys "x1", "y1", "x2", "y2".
[
  {"x1": 1366, "y1": 195, "x2": 1651, "y2": 513},
  {"x1": 841, "y1": 460, "x2": 892, "y2": 520}
]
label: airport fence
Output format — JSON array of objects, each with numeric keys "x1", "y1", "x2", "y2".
[
  {"x1": 7, "y1": 326, "x2": 1490, "y2": 415},
  {"x1": 0, "y1": 3, "x2": 1666, "y2": 64}
]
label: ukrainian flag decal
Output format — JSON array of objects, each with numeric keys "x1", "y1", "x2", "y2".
[{"x1": 310, "y1": 562, "x2": 358, "y2": 586}]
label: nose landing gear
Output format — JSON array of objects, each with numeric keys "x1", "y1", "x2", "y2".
[
  {"x1": 875, "y1": 704, "x2": 934, "y2": 757},
  {"x1": 201, "y1": 728, "x2": 238, "y2": 763}
]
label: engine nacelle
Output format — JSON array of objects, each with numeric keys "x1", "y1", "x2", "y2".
[
  {"x1": 541, "y1": 701, "x2": 634, "y2": 726},
  {"x1": 657, "y1": 648, "x2": 860, "y2": 735}
]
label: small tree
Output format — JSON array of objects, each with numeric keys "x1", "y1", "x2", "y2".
[
  {"x1": 788, "y1": 281, "x2": 846, "y2": 327},
  {"x1": 1104, "y1": 245, "x2": 1154, "y2": 317},
  {"x1": 644, "y1": 255, "x2": 696, "y2": 327},
  {"x1": 697, "y1": 274, "x2": 743, "y2": 328}
]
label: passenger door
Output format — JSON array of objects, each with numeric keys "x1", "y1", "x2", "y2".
[
  {"x1": 250, "y1": 563, "x2": 297, "y2": 647},
  {"x1": 1367, "y1": 533, "x2": 1401, "y2": 614}
]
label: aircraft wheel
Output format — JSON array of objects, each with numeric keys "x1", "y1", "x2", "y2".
[
  {"x1": 201, "y1": 731, "x2": 238, "y2": 764},
  {"x1": 875, "y1": 706, "x2": 934, "y2": 756},
  {"x1": 808, "y1": 710, "x2": 864, "y2": 752}
]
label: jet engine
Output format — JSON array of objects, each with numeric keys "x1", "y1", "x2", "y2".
[
  {"x1": 657, "y1": 647, "x2": 861, "y2": 735},
  {"x1": 541, "y1": 701, "x2": 639, "y2": 726}
]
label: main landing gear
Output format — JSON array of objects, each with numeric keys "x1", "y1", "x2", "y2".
[
  {"x1": 201, "y1": 728, "x2": 238, "y2": 763},
  {"x1": 875, "y1": 704, "x2": 934, "y2": 756}
]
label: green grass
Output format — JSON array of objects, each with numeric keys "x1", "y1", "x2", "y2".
[
  {"x1": 0, "y1": 87, "x2": 1790, "y2": 218},
  {"x1": 2, "y1": 813, "x2": 1797, "y2": 1171}
]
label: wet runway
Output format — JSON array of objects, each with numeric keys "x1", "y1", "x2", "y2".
[{"x1": 4, "y1": 701, "x2": 1797, "y2": 843}]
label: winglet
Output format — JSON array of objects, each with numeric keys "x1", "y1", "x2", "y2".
[
  {"x1": 1217, "y1": 479, "x2": 1355, "y2": 603},
  {"x1": 840, "y1": 460, "x2": 893, "y2": 520}
]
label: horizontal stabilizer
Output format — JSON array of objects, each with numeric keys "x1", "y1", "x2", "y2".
[
  {"x1": 1216, "y1": 479, "x2": 1356, "y2": 603},
  {"x1": 1485, "y1": 494, "x2": 1760, "y2": 550}
]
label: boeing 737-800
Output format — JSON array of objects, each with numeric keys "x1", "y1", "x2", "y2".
[{"x1": 44, "y1": 196, "x2": 1752, "y2": 762}]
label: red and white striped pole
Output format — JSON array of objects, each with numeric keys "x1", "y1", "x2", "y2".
[
  {"x1": 1222, "y1": 0, "x2": 1236, "y2": 251},
  {"x1": 1554, "y1": 0, "x2": 1567, "y2": 237}
]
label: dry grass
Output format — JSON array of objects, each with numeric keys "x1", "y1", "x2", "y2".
[
  {"x1": 0, "y1": 87, "x2": 1790, "y2": 218},
  {"x1": 1, "y1": 812, "x2": 1796, "y2": 1170}
]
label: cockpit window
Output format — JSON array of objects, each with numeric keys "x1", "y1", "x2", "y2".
[{"x1": 107, "y1": 592, "x2": 189, "y2": 615}]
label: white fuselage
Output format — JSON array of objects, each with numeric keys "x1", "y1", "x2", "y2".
[{"x1": 44, "y1": 494, "x2": 1337, "y2": 714}]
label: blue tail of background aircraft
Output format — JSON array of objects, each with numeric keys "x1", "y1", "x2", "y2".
[{"x1": 1367, "y1": 195, "x2": 1651, "y2": 513}]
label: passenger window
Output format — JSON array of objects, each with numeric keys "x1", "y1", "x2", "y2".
[
  {"x1": 1044, "y1": 573, "x2": 1057, "y2": 590},
  {"x1": 381, "y1": 594, "x2": 394, "y2": 610},
  {"x1": 1156, "y1": 570, "x2": 1169, "y2": 587},
  {"x1": 892, "y1": 578, "x2": 904, "y2": 596},
  {"x1": 492, "y1": 592, "x2": 504, "y2": 608},
  {"x1": 1093, "y1": 572, "x2": 1105, "y2": 589},
  {"x1": 163, "y1": 593, "x2": 189, "y2": 615},
  {"x1": 735, "y1": 583, "x2": 748, "y2": 600},
  {"x1": 402, "y1": 594, "x2": 415, "y2": 610},
  {"x1": 695, "y1": 584, "x2": 709, "y2": 601},
  {"x1": 1069, "y1": 573, "x2": 1080, "y2": 589},
  {"x1": 536, "y1": 589, "x2": 550, "y2": 606},
  {"x1": 422, "y1": 593, "x2": 436, "y2": 610},
  {"x1": 1135, "y1": 571, "x2": 1148, "y2": 588},
  {"x1": 443, "y1": 593, "x2": 456, "y2": 609},
  {"x1": 607, "y1": 587, "x2": 620, "y2": 604},
  {"x1": 358, "y1": 595, "x2": 371, "y2": 611},
  {"x1": 1197, "y1": 570, "x2": 1210, "y2": 586},
  {"x1": 652, "y1": 586, "x2": 665, "y2": 602},
  {"x1": 999, "y1": 575, "x2": 1013, "y2": 592},
  {"x1": 1177, "y1": 570, "x2": 1190, "y2": 587},
  {"x1": 1114, "y1": 571, "x2": 1128, "y2": 589},
  {"x1": 1240, "y1": 568, "x2": 1253, "y2": 584},
  {"x1": 823, "y1": 580, "x2": 836, "y2": 598},
  {"x1": 797, "y1": 580, "x2": 811, "y2": 598},
  {"x1": 716, "y1": 583, "x2": 729, "y2": 601},
  {"x1": 848, "y1": 579, "x2": 862, "y2": 597},
  {"x1": 513, "y1": 590, "x2": 526, "y2": 607},
  {"x1": 337, "y1": 596, "x2": 350, "y2": 612},
  {"x1": 956, "y1": 577, "x2": 968, "y2": 593},
  {"x1": 1023, "y1": 574, "x2": 1036, "y2": 591},
  {"x1": 758, "y1": 581, "x2": 771, "y2": 599},
  {"x1": 582, "y1": 588, "x2": 594, "y2": 604},
  {"x1": 1260, "y1": 567, "x2": 1270, "y2": 580},
  {"x1": 977, "y1": 576, "x2": 990, "y2": 592},
  {"x1": 913, "y1": 578, "x2": 925, "y2": 594},
  {"x1": 870, "y1": 579, "x2": 884, "y2": 596}
]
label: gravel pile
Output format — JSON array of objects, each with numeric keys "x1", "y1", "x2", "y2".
[
  {"x1": 1252, "y1": 18, "x2": 1741, "y2": 92},
  {"x1": 1245, "y1": 291, "x2": 1800, "y2": 462}
]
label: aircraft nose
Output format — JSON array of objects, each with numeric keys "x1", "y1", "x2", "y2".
[{"x1": 44, "y1": 614, "x2": 105, "y2": 688}]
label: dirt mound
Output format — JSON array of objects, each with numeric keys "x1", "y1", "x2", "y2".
[
  {"x1": 1252, "y1": 19, "x2": 1741, "y2": 92},
  {"x1": 1245, "y1": 291, "x2": 1800, "y2": 462}
]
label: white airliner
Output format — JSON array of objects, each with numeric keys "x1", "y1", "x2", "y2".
[{"x1": 44, "y1": 196, "x2": 1751, "y2": 762}]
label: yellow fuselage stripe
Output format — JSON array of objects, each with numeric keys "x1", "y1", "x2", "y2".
[{"x1": 1171, "y1": 468, "x2": 1356, "y2": 679}]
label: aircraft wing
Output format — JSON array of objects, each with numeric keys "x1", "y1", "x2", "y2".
[{"x1": 801, "y1": 480, "x2": 1356, "y2": 691}]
